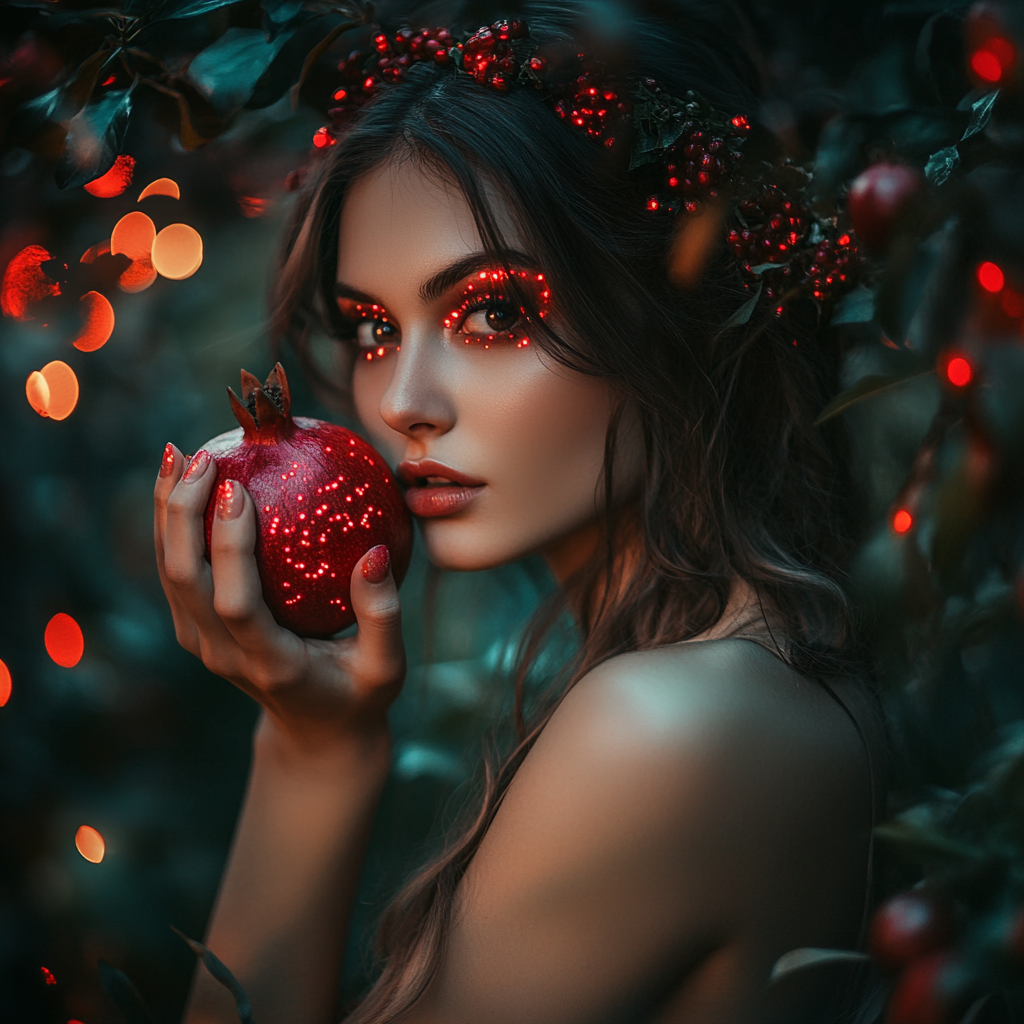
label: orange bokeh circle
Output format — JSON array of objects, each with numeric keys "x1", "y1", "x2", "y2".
[
  {"x1": 138, "y1": 177, "x2": 180, "y2": 201},
  {"x1": 75, "y1": 825, "x2": 105, "y2": 863},
  {"x1": 26, "y1": 362, "x2": 79, "y2": 420},
  {"x1": 151, "y1": 223, "x2": 203, "y2": 280},
  {"x1": 0, "y1": 658, "x2": 11, "y2": 707},
  {"x1": 111, "y1": 211, "x2": 156, "y2": 263},
  {"x1": 72, "y1": 291, "x2": 115, "y2": 352}
]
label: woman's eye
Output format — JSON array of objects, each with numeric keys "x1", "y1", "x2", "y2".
[
  {"x1": 355, "y1": 319, "x2": 400, "y2": 361},
  {"x1": 461, "y1": 302, "x2": 522, "y2": 336}
]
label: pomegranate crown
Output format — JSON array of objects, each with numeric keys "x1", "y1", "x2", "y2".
[{"x1": 228, "y1": 363, "x2": 294, "y2": 441}]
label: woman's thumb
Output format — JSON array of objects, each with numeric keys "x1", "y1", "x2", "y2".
[{"x1": 349, "y1": 545, "x2": 405, "y2": 685}]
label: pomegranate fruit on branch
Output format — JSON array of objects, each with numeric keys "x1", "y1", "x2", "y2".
[{"x1": 201, "y1": 364, "x2": 412, "y2": 638}]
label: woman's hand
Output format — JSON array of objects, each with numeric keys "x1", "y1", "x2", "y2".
[{"x1": 153, "y1": 443, "x2": 406, "y2": 751}]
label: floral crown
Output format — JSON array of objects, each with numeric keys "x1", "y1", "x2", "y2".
[{"x1": 306, "y1": 17, "x2": 864, "y2": 323}]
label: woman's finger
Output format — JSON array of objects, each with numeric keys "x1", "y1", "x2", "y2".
[
  {"x1": 162, "y1": 450, "x2": 244, "y2": 669},
  {"x1": 347, "y1": 545, "x2": 405, "y2": 693},
  {"x1": 153, "y1": 442, "x2": 200, "y2": 652},
  {"x1": 209, "y1": 480, "x2": 304, "y2": 686}
]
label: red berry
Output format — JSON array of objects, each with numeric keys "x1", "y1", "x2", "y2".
[
  {"x1": 848, "y1": 163, "x2": 924, "y2": 252},
  {"x1": 887, "y1": 952, "x2": 970, "y2": 1024},
  {"x1": 870, "y1": 893, "x2": 953, "y2": 975},
  {"x1": 201, "y1": 365, "x2": 412, "y2": 638}
]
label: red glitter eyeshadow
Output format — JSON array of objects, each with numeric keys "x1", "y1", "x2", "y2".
[
  {"x1": 443, "y1": 268, "x2": 551, "y2": 349},
  {"x1": 337, "y1": 297, "x2": 400, "y2": 361}
]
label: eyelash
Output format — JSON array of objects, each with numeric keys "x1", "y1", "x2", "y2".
[{"x1": 339, "y1": 269, "x2": 550, "y2": 361}]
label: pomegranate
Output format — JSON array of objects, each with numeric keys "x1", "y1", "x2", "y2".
[
  {"x1": 201, "y1": 364, "x2": 412, "y2": 638},
  {"x1": 847, "y1": 163, "x2": 923, "y2": 253},
  {"x1": 869, "y1": 892, "x2": 953, "y2": 975}
]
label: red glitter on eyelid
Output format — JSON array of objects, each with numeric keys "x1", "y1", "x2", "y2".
[{"x1": 442, "y1": 268, "x2": 550, "y2": 348}]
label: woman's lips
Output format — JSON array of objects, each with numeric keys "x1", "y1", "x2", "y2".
[{"x1": 398, "y1": 459, "x2": 485, "y2": 518}]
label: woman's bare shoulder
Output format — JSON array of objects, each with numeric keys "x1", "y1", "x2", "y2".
[{"x1": 543, "y1": 637, "x2": 868, "y2": 788}]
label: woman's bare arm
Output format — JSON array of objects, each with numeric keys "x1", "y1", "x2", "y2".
[{"x1": 154, "y1": 444, "x2": 406, "y2": 1024}]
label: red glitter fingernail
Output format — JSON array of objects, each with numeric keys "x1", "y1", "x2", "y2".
[
  {"x1": 160, "y1": 442, "x2": 176, "y2": 477},
  {"x1": 216, "y1": 479, "x2": 242, "y2": 521},
  {"x1": 182, "y1": 449, "x2": 210, "y2": 482},
  {"x1": 363, "y1": 544, "x2": 390, "y2": 583}
]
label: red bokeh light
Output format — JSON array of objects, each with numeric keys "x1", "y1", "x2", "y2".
[
  {"x1": 312, "y1": 127, "x2": 336, "y2": 148},
  {"x1": 0, "y1": 659, "x2": 10, "y2": 707},
  {"x1": 977, "y1": 261, "x2": 1005, "y2": 293},
  {"x1": 72, "y1": 291, "x2": 115, "y2": 352},
  {"x1": 893, "y1": 509, "x2": 913, "y2": 534},
  {"x1": 40, "y1": 966, "x2": 56, "y2": 985},
  {"x1": 971, "y1": 48, "x2": 1004, "y2": 82},
  {"x1": 75, "y1": 825, "x2": 105, "y2": 863},
  {"x1": 45, "y1": 613, "x2": 84, "y2": 667},
  {"x1": 83, "y1": 155, "x2": 135, "y2": 198},
  {"x1": 946, "y1": 356, "x2": 973, "y2": 388},
  {"x1": 1, "y1": 244, "x2": 61, "y2": 320}
]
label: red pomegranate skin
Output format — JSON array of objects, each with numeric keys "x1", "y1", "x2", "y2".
[
  {"x1": 869, "y1": 892, "x2": 953, "y2": 976},
  {"x1": 848, "y1": 163, "x2": 923, "y2": 253},
  {"x1": 200, "y1": 364, "x2": 412, "y2": 639}
]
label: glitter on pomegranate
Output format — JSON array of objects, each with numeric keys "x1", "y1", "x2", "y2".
[{"x1": 201, "y1": 364, "x2": 413, "y2": 638}]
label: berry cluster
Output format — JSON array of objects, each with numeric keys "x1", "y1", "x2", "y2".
[
  {"x1": 665, "y1": 116, "x2": 749, "y2": 210},
  {"x1": 801, "y1": 234, "x2": 863, "y2": 303},
  {"x1": 727, "y1": 185, "x2": 809, "y2": 270},
  {"x1": 553, "y1": 72, "x2": 631, "y2": 145},
  {"x1": 457, "y1": 19, "x2": 529, "y2": 90}
]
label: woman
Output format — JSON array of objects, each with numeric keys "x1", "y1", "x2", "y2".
[{"x1": 155, "y1": 4, "x2": 882, "y2": 1022}]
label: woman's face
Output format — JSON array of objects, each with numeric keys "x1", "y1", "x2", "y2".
[{"x1": 337, "y1": 155, "x2": 641, "y2": 575}]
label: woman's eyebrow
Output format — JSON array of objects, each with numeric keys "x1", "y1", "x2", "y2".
[{"x1": 419, "y1": 250, "x2": 539, "y2": 303}]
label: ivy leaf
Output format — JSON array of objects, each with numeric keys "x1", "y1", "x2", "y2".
[
  {"x1": 721, "y1": 282, "x2": 761, "y2": 329},
  {"x1": 832, "y1": 284, "x2": 875, "y2": 325},
  {"x1": 813, "y1": 371, "x2": 931, "y2": 426},
  {"x1": 56, "y1": 78, "x2": 138, "y2": 190},
  {"x1": 172, "y1": 927, "x2": 255, "y2": 1024},
  {"x1": 769, "y1": 948, "x2": 870, "y2": 983},
  {"x1": 98, "y1": 960, "x2": 152, "y2": 1024}
]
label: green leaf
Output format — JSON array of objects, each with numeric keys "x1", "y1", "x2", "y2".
[
  {"x1": 721, "y1": 282, "x2": 761, "y2": 329},
  {"x1": 98, "y1": 960, "x2": 152, "y2": 1024},
  {"x1": 813, "y1": 371, "x2": 931, "y2": 425},
  {"x1": 831, "y1": 284, "x2": 875, "y2": 325},
  {"x1": 187, "y1": 28, "x2": 294, "y2": 115},
  {"x1": 56, "y1": 78, "x2": 137, "y2": 190},
  {"x1": 769, "y1": 948, "x2": 870, "y2": 983},
  {"x1": 874, "y1": 821, "x2": 985, "y2": 863},
  {"x1": 925, "y1": 145, "x2": 960, "y2": 186},
  {"x1": 172, "y1": 927, "x2": 255, "y2": 1024}
]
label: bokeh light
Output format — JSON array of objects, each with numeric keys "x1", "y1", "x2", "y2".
[
  {"x1": 45, "y1": 613, "x2": 84, "y2": 667},
  {"x1": 72, "y1": 291, "x2": 114, "y2": 352},
  {"x1": 151, "y1": 223, "x2": 203, "y2": 279},
  {"x1": 893, "y1": 509, "x2": 913, "y2": 534},
  {"x1": 83, "y1": 154, "x2": 135, "y2": 198},
  {"x1": 969, "y1": 37, "x2": 1016, "y2": 86},
  {"x1": 74, "y1": 825, "x2": 105, "y2": 863},
  {"x1": 1, "y1": 244, "x2": 61, "y2": 320},
  {"x1": 80, "y1": 239, "x2": 110, "y2": 264},
  {"x1": 0, "y1": 658, "x2": 11, "y2": 707},
  {"x1": 26, "y1": 361, "x2": 79, "y2": 420},
  {"x1": 977, "y1": 261, "x2": 1005, "y2": 293},
  {"x1": 118, "y1": 257, "x2": 157, "y2": 294},
  {"x1": 40, "y1": 966, "x2": 56, "y2": 985},
  {"x1": 25, "y1": 370, "x2": 50, "y2": 416},
  {"x1": 946, "y1": 355, "x2": 973, "y2": 388},
  {"x1": 138, "y1": 177, "x2": 180, "y2": 201},
  {"x1": 110, "y1": 211, "x2": 155, "y2": 262}
]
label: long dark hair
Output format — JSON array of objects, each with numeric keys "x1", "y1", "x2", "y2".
[{"x1": 269, "y1": 3, "x2": 862, "y2": 1018}]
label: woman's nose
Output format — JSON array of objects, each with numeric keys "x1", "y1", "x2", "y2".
[{"x1": 377, "y1": 329, "x2": 456, "y2": 439}]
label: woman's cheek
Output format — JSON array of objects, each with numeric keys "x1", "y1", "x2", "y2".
[{"x1": 352, "y1": 360, "x2": 404, "y2": 464}]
